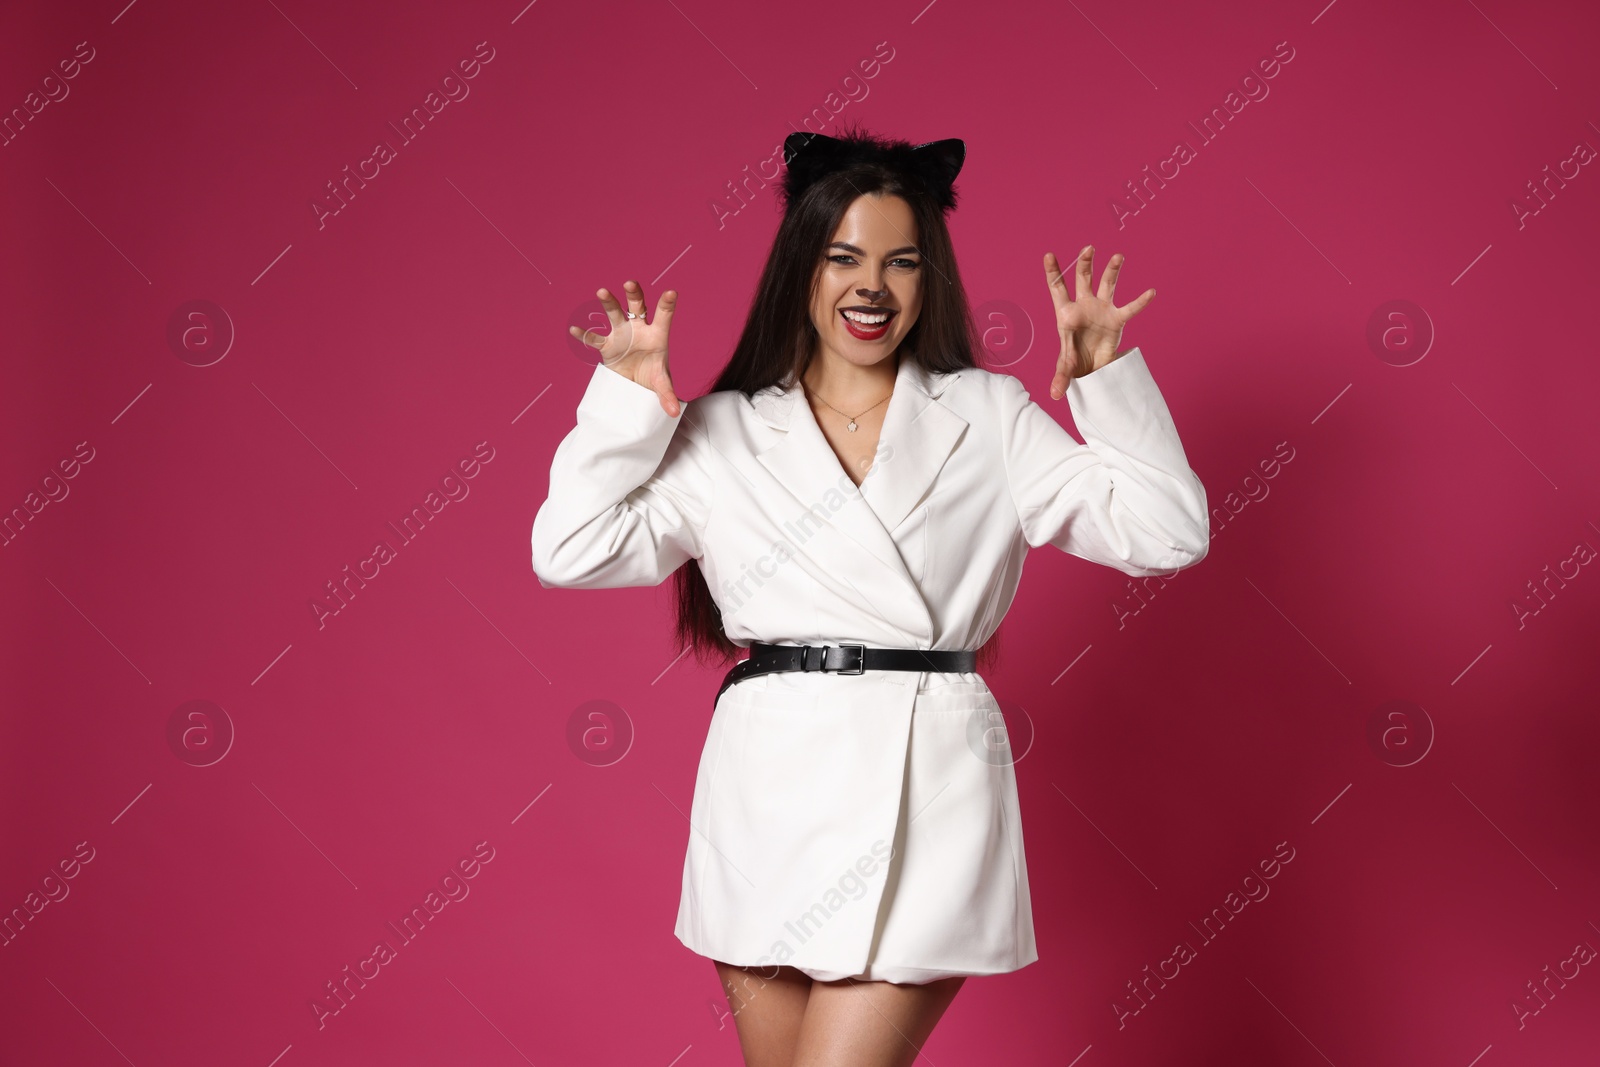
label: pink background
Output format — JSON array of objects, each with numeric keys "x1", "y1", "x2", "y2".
[{"x1": 4, "y1": 0, "x2": 1599, "y2": 1063}]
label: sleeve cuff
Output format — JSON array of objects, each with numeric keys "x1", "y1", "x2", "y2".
[
  {"x1": 580, "y1": 359, "x2": 683, "y2": 435},
  {"x1": 1067, "y1": 346, "x2": 1151, "y2": 395},
  {"x1": 1064, "y1": 347, "x2": 1165, "y2": 426}
]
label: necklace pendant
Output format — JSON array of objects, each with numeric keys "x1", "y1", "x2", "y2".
[{"x1": 846, "y1": 421, "x2": 858, "y2": 432}]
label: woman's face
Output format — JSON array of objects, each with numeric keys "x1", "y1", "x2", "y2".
[{"x1": 807, "y1": 192, "x2": 923, "y2": 369}]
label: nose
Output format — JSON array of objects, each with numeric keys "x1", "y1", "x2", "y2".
[{"x1": 856, "y1": 285, "x2": 888, "y2": 302}]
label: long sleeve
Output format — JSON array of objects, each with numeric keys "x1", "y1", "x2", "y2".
[
  {"x1": 530, "y1": 361, "x2": 714, "y2": 589},
  {"x1": 998, "y1": 346, "x2": 1209, "y2": 576}
]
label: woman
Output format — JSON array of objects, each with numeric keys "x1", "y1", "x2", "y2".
[{"x1": 531, "y1": 124, "x2": 1209, "y2": 1066}]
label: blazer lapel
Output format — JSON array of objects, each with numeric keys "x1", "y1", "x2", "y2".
[
  {"x1": 748, "y1": 356, "x2": 968, "y2": 627},
  {"x1": 860, "y1": 358, "x2": 967, "y2": 533}
]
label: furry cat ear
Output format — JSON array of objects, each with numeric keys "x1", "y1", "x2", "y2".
[
  {"x1": 910, "y1": 139, "x2": 966, "y2": 198},
  {"x1": 781, "y1": 131, "x2": 850, "y2": 205}
]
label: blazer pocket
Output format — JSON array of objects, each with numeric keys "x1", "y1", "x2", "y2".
[{"x1": 896, "y1": 502, "x2": 931, "y2": 584}]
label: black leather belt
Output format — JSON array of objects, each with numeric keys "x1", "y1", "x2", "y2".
[{"x1": 714, "y1": 641, "x2": 977, "y2": 706}]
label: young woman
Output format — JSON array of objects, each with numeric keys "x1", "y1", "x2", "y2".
[{"x1": 532, "y1": 124, "x2": 1210, "y2": 1067}]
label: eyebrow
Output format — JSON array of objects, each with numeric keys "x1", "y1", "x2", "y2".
[{"x1": 827, "y1": 242, "x2": 921, "y2": 257}]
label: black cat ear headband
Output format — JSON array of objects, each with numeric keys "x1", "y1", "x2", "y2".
[{"x1": 780, "y1": 130, "x2": 966, "y2": 214}]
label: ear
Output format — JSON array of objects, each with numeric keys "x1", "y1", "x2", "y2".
[
  {"x1": 783, "y1": 132, "x2": 848, "y2": 206},
  {"x1": 785, "y1": 131, "x2": 845, "y2": 166},
  {"x1": 911, "y1": 138, "x2": 965, "y2": 192}
]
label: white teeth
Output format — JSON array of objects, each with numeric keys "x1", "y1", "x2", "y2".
[{"x1": 842, "y1": 309, "x2": 891, "y2": 325}]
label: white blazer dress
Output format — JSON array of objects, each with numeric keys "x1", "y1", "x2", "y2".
[{"x1": 530, "y1": 347, "x2": 1209, "y2": 984}]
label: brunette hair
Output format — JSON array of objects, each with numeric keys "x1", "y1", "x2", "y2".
[{"x1": 671, "y1": 121, "x2": 1003, "y2": 674}]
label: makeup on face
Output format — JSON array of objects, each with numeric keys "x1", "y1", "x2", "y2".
[{"x1": 810, "y1": 194, "x2": 924, "y2": 367}]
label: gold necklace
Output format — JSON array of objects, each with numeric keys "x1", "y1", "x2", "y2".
[{"x1": 802, "y1": 382, "x2": 891, "y2": 433}]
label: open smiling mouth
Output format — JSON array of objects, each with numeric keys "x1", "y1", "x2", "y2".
[{"x1": 840, "y1": 307, "x2": 897, "y2": 340}]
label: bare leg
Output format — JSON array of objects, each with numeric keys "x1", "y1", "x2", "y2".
[
  {"x1": 714, "y1": 960, "x2": 815, "y2": 1067},
  {"x1": 791, "y1": 974, "x2": 965, "y2": 1067}
]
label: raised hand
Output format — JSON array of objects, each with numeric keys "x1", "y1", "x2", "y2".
[
  {"x1": 1042, "y1": 247, "x2": 1155, "y2": 400},
  {"x1": 569, "y1": 279, "x2": 682, "y2": 417}
]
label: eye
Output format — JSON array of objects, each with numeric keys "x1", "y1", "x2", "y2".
[{"x1": 827, "y1": 255, "x2": 922, "y2": 269}]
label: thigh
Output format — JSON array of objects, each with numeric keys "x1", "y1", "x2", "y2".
[
  {"x1": 792, "y1": 974, "x2": 966, "y2": 1067},
  {"x1": 714, "y1": 959, "x2": 814, "y2": 1067}
]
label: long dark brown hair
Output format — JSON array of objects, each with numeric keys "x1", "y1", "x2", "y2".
[{"x1": 671, "y1": 124, "x2": 1003, "y2": 674}]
